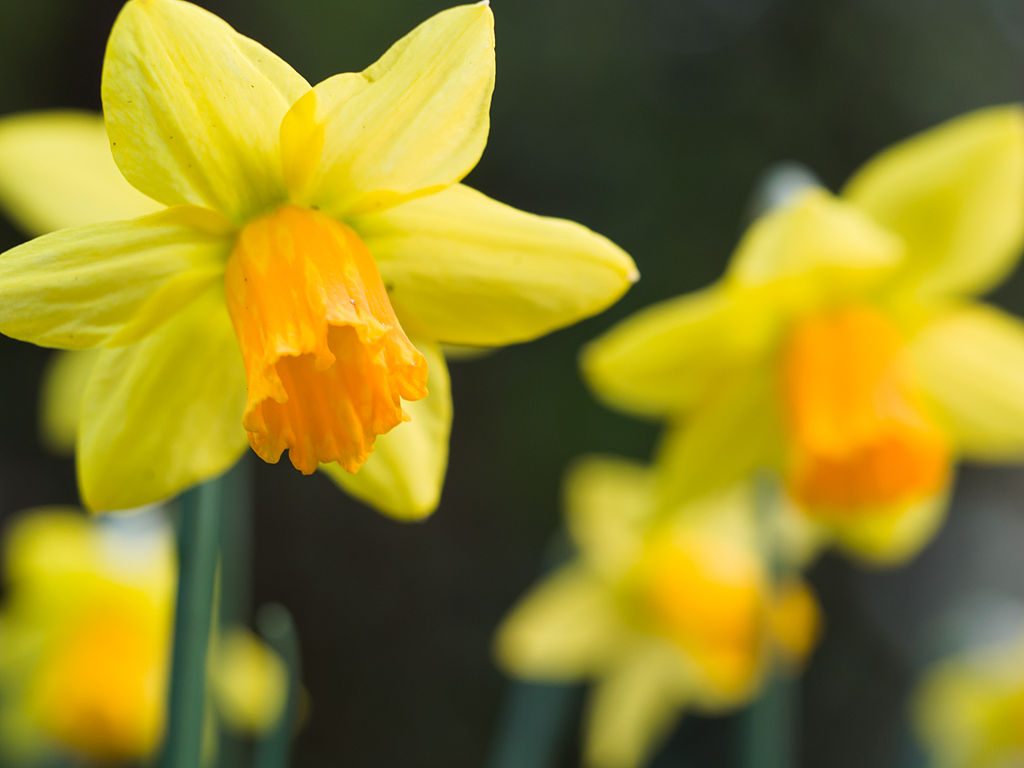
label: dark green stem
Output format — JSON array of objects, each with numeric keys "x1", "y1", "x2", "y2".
[
  {"x1": 160, "y1": 477, "x2": 224, "y2": 768},
  {"x1": 255, "y1": 604, "x2": 302, "y2": 768}
]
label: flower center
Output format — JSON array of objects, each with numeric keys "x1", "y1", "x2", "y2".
[
  {"x1": 781, "y1": 306, "x2": 949, "y2": 513},
  {"x1": 636, "y1": 530, "x2": 764, "y2": 696},
  {"x1": 225, "y1": 206, "x2": 428, "y2": 475},
  {"x1": 31, "y1": 605, "x2": 166, "y2": 760}
]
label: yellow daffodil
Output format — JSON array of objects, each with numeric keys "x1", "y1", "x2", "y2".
[
  {"x1": 0, "y1": 508, "x2": 286, "y2": 764},
  {"x1": 583, "y1": 106, "x2": 1024, "y2": 565},
  {"x1": 914, "y1": 633, "x2": 1024, "y2": 768},
  {"x1": 0, "y1": 0, "x2": 636, "y2": 517},
  {"x1": 496, "y1": 457, "x2": 818, "y2": 768}
]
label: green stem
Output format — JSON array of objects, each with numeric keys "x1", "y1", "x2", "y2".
[
  {"x1": 255, "y1": 604, "x2": 302, "y2": 768},
  {"x1": 161, "y1": 477, "x2": 224, "y2": 768},
  {"x1": 740, "y1": 473, "x2": 797, "y2": 768},
  {"x1": 216, "y1": 457, "x2": 254, "y2": 768}
]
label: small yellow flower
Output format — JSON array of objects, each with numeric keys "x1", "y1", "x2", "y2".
[
  {"x1": 583, "y1": 107, "x2": 1024, "y2": 564},
  {"x1": 914, "y1": 634, "x2": 1024, "y2": 768},
  {"x1": 0, "y1": 0, "x2": 636, "y2": 517},
  {"x1": 0, "y1": 508, "x2": 286, "y2": 764},
  {"x1": 495, "y1": 458, "x2": 818, "y2": 768}
]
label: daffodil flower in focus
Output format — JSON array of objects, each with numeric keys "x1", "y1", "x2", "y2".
[
  {"x1": 583, "y1": 107, "x2": 1024, "y2": 565},
  {"x1": 496, "y1": 458, "x2": 818, "y2": 768},
  {"x1": 0, "y1": 508, "x2": 286, "y2": 764},
  {"x1": 0, "y1": 0, "x2": 636, "y2": 517},
  {"x1": 914, "y1": 631, "x2": 1024, "y2": 768}
]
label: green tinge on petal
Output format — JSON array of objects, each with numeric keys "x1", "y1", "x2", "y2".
[
  {"x1": 356, "y1": 184, "x2": 637, "y2": 347},
  {"x1": 281, "y1": 4, "x2": 495, "y2": 216},
  {"x1": 0, "y1": 111, "x2": 159, "y2": 235},
  {"x1": 103, "y1": 0, "x2": 309, "y2": 219},
  {"x1": 78, "y1": 286, "x2": 248, "y2": 512},
  {"x1": 0, "y1": 207, "x2": 229, "y2": 350},
  {"x1": 656, "y1": 372, "x2": 783, "y2": 509},
  {"x1": 320, "y1": 341, "x2": 451, "y2": 520}
]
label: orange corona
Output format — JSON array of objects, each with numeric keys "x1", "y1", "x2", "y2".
[
  {"x1": 782, "y1": 307, "x2": 949, "y2": 513},
  {"x1": 225, "y1": 206, "x2": 428, "y2": 475}
]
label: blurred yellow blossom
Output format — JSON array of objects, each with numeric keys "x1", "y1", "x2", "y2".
[
  {"x1": 583, "y1": 106, "x2": 1024, "y2": 565},
  {"x1": 495, "y1": 458, "x2": 818, "y2": 768},
  {"x1": 914, "y1": 635, "x2": 1024, "y2": 768},
  {"x1": 0, "y1": 509, "x2": 286, "y2": 764},
  {"x1": 0, "y1": 0, "x2": 636, "y2": 518}
]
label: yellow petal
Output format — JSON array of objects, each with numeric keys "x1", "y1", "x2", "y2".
[
  {"x1": 496, "y1": 565, "x2": 624, "y2": 681},
  {"x1": 354, "y1": 184, "x2": 636, "y2": 346},
  {"x1": 814, "y1": 491, "x2": 949, "y2": 566},
  {"x1": 280, "y1": 4, "x2": 494, "y2": 216},
  {"x1": 581, "y1": 288, "x2": 772, "y2": 418},
  {"x1": 102, "y1": 0, "x2": 309, "y2": 219},
  {"x1": 320, "y1": 341, "x2": 451, "y2": 521},
  {"x1": 844, "y1": 106, "x2": 1024, "y2": 298},
  {"x1": 0, "y1": 207, "x2": 229, "y2": 349},
  {"x1": 565, "y1": 456, "x2": 654, "y2": 577},
  {"x1": 40, "y1": 350, "x2": 100, "y2": 454},
  {"x1": 908, "y1": 303, "x2": 1024, "y2": 460},
  {"x1": 212, "y1": 629, "x2": 287, "y2": 736},
  {"x1": 584, "y1": 644, "x2": 685, "y2": 768},
  {"x1": 0, "y1": 111, "x2": 159, "y2": 235},
  {"x1": 727, "y1": 188, "x2": 903, "y2": 301},
  {"x1": 656, "y1": 372, "x2": 782, "y2": 507},
  {"x1": 78, "y1": 285, "x2": 248, "y2": 512}
]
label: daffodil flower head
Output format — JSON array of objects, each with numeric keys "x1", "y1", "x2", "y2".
[
  {"x1": 583, "y1": 106, "x2": 1024, "y2": 565},
  {"x1": 0, "y1": 0, "x2": 636, "y2": 517},
  {"x1": 496, "y1": 458, "x2": 818, "y2": 768},
  {"x1": 0, "y1": 508, "x2": 287, "y2": 764},
  {"x1": 914, "y1": 633, "x2": 1024, "y2": 768}
]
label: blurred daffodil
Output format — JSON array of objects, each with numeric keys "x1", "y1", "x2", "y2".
[
  {"x1": 0, "y1": 0, "x2": 636, "y2": 518},
  {"x1": 0, "y1": 508, "x2": 286, "y2": 764},
  {"x1": 583, "y1": 106, "x2": 1024, "y2": 565},
  {"x1": 496, "y1": 458, "x2": 818, "y2": 768},
  {"x1": 914, "y1": 635, "x2": 1024, "y2": 768}
]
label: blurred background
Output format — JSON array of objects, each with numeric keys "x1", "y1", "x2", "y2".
[{"x1": 2, "y1": 0, "x2": 1024, "y2": 765}]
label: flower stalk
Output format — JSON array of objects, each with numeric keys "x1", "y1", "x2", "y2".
[{"x1": 161, "y1": 476, "x2": 224, "y2": 768}]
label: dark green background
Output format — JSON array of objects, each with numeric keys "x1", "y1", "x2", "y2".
[{"x1": 3, "y1": 1, "x2": 1024, "y2": 766}]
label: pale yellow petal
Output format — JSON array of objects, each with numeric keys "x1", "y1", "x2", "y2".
[
  {"x1": 212, "y1": 629, "x2": 287, "y2": 735},
  {"x1": 78, "y1": 285, "x2": 248, "y2": 512},
  {"x1": 908, "y1": 303, "x2": 1024, "y2": 460},
  {"x1": 354, "y1": 184, "x2": 636, "y2": 346},
  {"x1": 584, "y1": 644, "x2": 686, "y2": 768},
  {"x1": 320, "y1": 341, "x2": 451, "y2": 521},
  {"x1": 0, "y1": 111, "x2": 159, "y2": 235},
  {"x1": 565, "y1": 456, "x2": 654, "y2": 577},
  {"x1": 581, "y1": 287, "x2": 773, "y2": 418},
  {"x1": 102, "y1": 0, "x2": 310, "y2": 219},
  {"x1": 496, "y1": 565, "x2": 625, "y2": 681},
  {"x1": 0, "y1": 207, "x2": 229, "y2": 349},
  {"x1": 39, "y1": 350, "x2": 100, "y2": 454},
  {"x1": 280, "y1": 4, "x2": 494, "y2": 216},
  {"x1": 656, "y1": 372, "x2": 782, "y2": 507},
  {"x1": 812, "y1": 492, "x2": 949, "y2": 566},
  {"x1": 727, "y1": 188, "x2": 903, "y2": 301},
  {"x1": 844, "y1": 106, "x2": 1024, "y2": 298}
]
